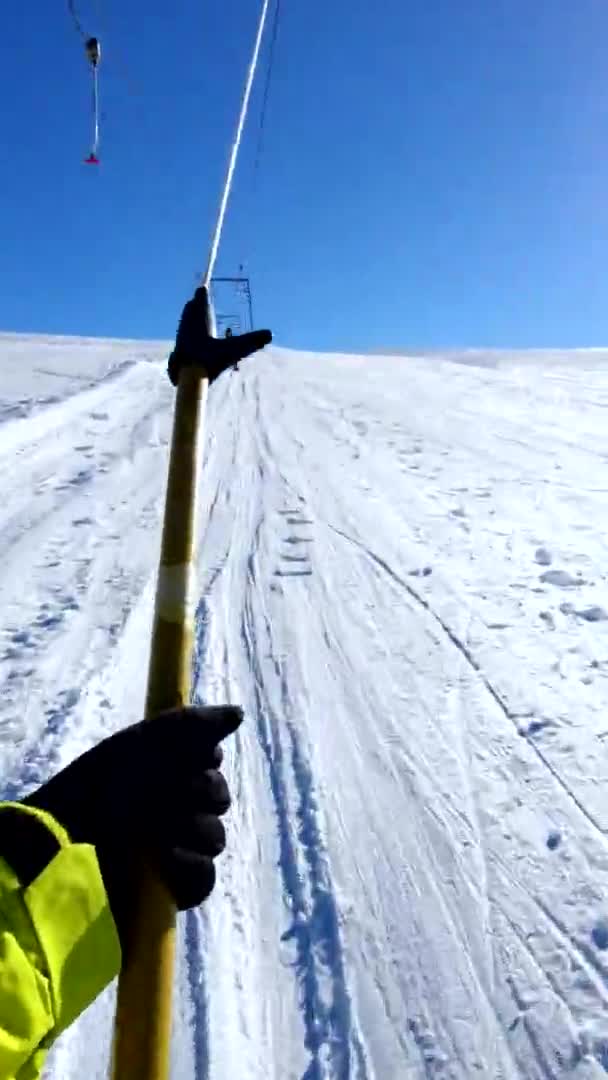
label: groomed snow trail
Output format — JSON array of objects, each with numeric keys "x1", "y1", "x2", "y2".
[{"x1": 1, "y1": 336, "x2": 608, "y2": 1078}]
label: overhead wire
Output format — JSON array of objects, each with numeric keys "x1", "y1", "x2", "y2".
[
  {"x1": 235, "y1": 0, "x2": 283, "y2": 291},
  {"x1": 91, "y1": 64, "x2": 100, "y2": 156},
  {"x1": 203, "y1": 0, "x2": 274, "y2": 287},
  {"x1": 67, "y1": 0, "x2": 86, "y2": 40},
  {"x1": 252, "y1": 0, "x2": 282, "y2": 183}
]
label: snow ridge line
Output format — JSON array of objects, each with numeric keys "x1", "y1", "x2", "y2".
[
  {"x1": 240, "y1": 585, "x2": 367, "y2": 1080},
  {"x1": 327, "y1": 523, "x2": 608, "y2": 845},
  {"x1": 326, "y1": 524, "x2": 518, "y2": 719},
  {"x1": 525, "y1": 740, "x2": 607, "y2": 843}
]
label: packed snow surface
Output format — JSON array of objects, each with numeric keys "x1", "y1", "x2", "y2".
[{"x1": 1, "y1": 333, "x2": 608, "y2": 1078}]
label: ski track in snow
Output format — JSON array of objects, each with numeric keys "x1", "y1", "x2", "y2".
[{"x1": 2, "y1": 339, "x2": 608, "y2": 1077}]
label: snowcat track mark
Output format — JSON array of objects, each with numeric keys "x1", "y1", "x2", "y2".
[{"x1": 237, "y1": 559, "x2": 369, "y2": 1080}]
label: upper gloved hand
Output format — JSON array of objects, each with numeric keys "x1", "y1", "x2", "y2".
[
  {"x1": 168, "y1": 285, "x2": 272, "y2": 385},
  {"x1": 24, "y1": 705, "x2": 243, "y2": 948}
]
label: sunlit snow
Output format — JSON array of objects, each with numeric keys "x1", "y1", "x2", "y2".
[{"x1": 2, "y1": 333, "x2": 608, "y2": 1078}]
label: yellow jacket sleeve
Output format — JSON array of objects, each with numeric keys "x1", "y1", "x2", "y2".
[{"x1": 0, "y1": 803, "x2": 121, "y2": 1080}]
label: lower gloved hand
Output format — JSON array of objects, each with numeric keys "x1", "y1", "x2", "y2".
[{"x1": 24, "y1": 706, "x2": 243, "y2": 949}]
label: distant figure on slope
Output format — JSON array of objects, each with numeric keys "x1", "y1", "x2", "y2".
[{"x1": 224, "y1": 326, "x2": 240, "y2": 371}]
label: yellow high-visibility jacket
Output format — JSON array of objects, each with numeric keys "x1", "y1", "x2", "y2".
[{"x1": 0, "y1": 803, "x2": 121, "y2": 1080}]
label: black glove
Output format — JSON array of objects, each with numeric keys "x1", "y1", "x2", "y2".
[
  {"x1": 168, "y1": 285, "x2": 272, "y2": 386},
  {"x1": 20, "y1": 705, "x2": 243, "y2": 948}
]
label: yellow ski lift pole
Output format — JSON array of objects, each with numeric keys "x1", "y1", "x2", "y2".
[
  {"x1": 111, "y1": 3, "x2": 273, "y2": 1076},
  {"x1": 110, "y1": 356, "x2": 208, "y2": 1080},
  {"x1": 111, "y1": 299, "x2": 271, "y2": 1080}
]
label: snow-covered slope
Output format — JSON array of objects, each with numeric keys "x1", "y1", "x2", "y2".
[{"x1": 2, "y1": 335, "x2": 608, "y2": 1078}]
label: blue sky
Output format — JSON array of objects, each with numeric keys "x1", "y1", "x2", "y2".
[{"x1": 1, "y1": 0, "x2": 608, "y2": 351}]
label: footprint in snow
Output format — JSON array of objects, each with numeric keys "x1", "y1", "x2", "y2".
[
  {"x1": 559, "y1": 602, "x2": 608, "y2": 622},
  {"x1": 407, "y1": 1018, "x2": 447, "y2": 1068},
  {"x1": 70, "y1": 468, "x2": 94, "y2": 486},
  {"x1": 591, "y1": 919, "x2": 608, "y2": 950},
  {"x1": 540, "y1": 569, "x2": 583, "y2": 588},
  {"x1": 58, "y1": 468, "x2": 95, "y2": 491},
  {"x1": 576, "y1": 605, "x2": 608, "y2": 623},
  {"x1": 546, "y1": 830, "x2": 562, "y2": 851},
  {"x1": 534, "y1": 547, "x2": 552, "y2": 567},
  {"x1": 34, "y1": 612, "x2": 64, "y2": 631},
  {"x1": 518, "y1": 717, "x2": 556, "y2": 738},
  {"x1": 45, "y1": 688, "x2": 80, "y2": 736}
]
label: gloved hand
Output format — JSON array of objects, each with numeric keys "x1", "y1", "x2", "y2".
[
  {"x1": 168, "y1": 285, "x2": 272, "y2": 385},
  {"x1": 23, "y1": 705, "x2": 243, "y2": 949}
]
